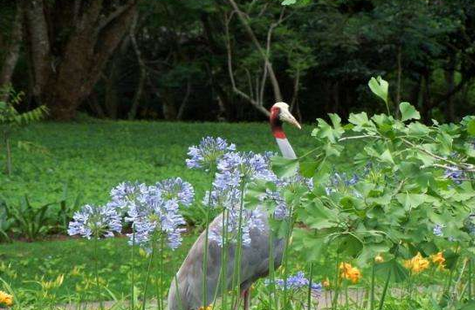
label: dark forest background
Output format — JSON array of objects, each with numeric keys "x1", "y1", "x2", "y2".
[{"x1": 1, "y1": 0, "x2": 475, "y2": 123}]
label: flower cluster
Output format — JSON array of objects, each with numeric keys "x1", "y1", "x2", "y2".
[
  {"x1": 433, "y1": 224, "x2": 444, "y2": 237},
  {"x1": 69, "y1": 177, "x2": 194, "y2": 251},
  {"x1": 404, "y1": 252, "x2": 430, "y2": 274},
  {"x1": 0, "y1": 291, "x2": 13, "y2": 307},
  {"x1": 260, "y1": 189, "x2": 288, "y2": 220},
  {"x1": 266, "y1": 271, "x2": 322, "y2": 294},
  {"x1": 444, "y1": 167, "x2": 464, "y2": 185},
  {"x1": 325, "y1": 168, "x2": 367, "y2": 196},
  {"x1": 68, "y1": 204, "x2": 122, "y2": 239},
  {"x1": 186, "y1": 137, "x2": 236, "y2": 170},
  {"x1": 155, "y1": 177, "x2": 194, "y2": 206},
  {"x1": 109, "y1": 181, "x2": 149, "y2": 212},
  {"x1": 118, "y1": 179, "x2": 193, "y2": 250},
  {"x1": 339, "y1": 263, "x2": 362, "y2": 284},
  {"x1": 431, "y1": 252, "x2": 446, "y2": 270}
]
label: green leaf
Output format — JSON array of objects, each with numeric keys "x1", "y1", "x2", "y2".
[
  {"x1": 348, "y1": 112, "x2": 369, "y2": 128},
  {"x1": 467, "y1": 119, "x2": 475, "y2": 136},
  {"x1": 374, "y1": 259, "x2": 409, "y2": 283},
  {"x1": 380, "y1": 149, "x2": 394, "y2": 164},
  {"x1": 399, "y1": 102, "x2": 420, "y2": 122},
  {"x1": 271, "y1": 156, "x2": 299, "y2": 178},
  {"x1": 368, "y1": 76, "x2": 389, "y2": 104},
  {"x1": 281, "y1": 0, "x2": 297, "y2": 5},
  {"x1": 299, "y1": 161, "x2": 319, "y2": 178},
  {"x1": 396, "y1": 193, "x2": 426, "y2": 210}
]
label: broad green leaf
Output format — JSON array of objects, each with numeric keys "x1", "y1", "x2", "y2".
[
  {"x1": 368, "y1": 76, "x2": 389, "y2": 104},
  {"x1": 396, "y1": 193, "x2": 426, "y2": 210},
  {"x1": 299, "y1": 161, "x2": 319, "y2": 178},
  {"x1": 380, "y1": 149, "x2": 394, "y2": 164},
  {"x1": 407, "y1": 122, "x2": 430, "y2": 136},
  {"x1": 467, "y1": 119, "x2": 475, "y2": 136},
  {"x1": 271, "y1": 156, "x2": 299, "y2": 178},
  {"x1": 374, "y1": 259, "x2": 409, "y2": 283},
  {"x1": 399, "y1": 102, "x2": 420, "y2": 121}
]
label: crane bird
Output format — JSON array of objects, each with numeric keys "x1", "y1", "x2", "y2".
[{"x1": 168, "y1": 102, "x2": 301, "y2": 310}]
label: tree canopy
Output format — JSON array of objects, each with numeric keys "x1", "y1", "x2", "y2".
[{"x1": 1, "y1": 0, "x2": 474, "y2": 122}]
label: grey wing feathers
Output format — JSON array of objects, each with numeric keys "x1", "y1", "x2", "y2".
[{"x1": 168, "y1": 210, "x2": 283, "y2": 310}]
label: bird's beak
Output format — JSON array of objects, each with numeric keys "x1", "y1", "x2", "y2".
[{"x1": 280, "y1": 110, "x2": 302, "y2": 129}]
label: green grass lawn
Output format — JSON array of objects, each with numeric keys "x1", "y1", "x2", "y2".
[
  {"x1": 0, "y1": 121, "x2": 315, "y2": 208},
  {"x1": 0, "y1": 233, "x2": 197, "y2": 303}
]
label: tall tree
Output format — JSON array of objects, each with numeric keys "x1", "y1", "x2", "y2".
[{"x1": 21, "y1": 0, "x2": 137, "y2": 120}]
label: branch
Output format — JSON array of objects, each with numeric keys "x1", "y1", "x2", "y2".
[
  {"x1": 227, "y1": 0, "x2": 283, "y2": 102},
  {"x1": 224, "y1": 11, "x2": 270, "y2": 117},
  {"x1": 97, "y1": 2, "x2": 136, "y2": 32}
]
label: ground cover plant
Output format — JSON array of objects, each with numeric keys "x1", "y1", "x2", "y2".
[{"x1": 1, "y1": 78, "x2": 475, "y2": 310}]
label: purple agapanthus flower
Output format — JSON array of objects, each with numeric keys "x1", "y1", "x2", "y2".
[
  {"x1": 260, "y1": 189, "x2": 288, "y2": 220},
  {"x1": 444, "y1": 167, "x2": 464, "y2": 185},
  {"x1": 68, "y1": 204, "x2": 122, "y2": 239},
  {"x1": 125, "y1": 184, "x2": 187, "y2": 250},
  {"x1": 433, "y1": 224, "x2": 444, "y2": 237},
  {"x1": 186, "y1": 137, "x2": 236, "y2": 170},
  {"x1": 109, "y1": 181, "x2": 149, "y2": 212},
  {"x1": 208, "y1": 208, "x2": 265, "y2": 247},
  {"x1": 203, "y1": 151, "x2": 274, "y2": 209},
  {"x1": 155, "y1": 177, "x2": 194, "y2": 207},
  {"x1": 265, "y1": 272, "x2": 322, "y2": 295},
  {"x1": 110, "y1": 179, "x2": 194, "y2": 250}
]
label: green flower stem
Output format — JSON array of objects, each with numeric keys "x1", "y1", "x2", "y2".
[
  {"x1": 307, "y1": 263, "x2": 314, "y2": 310},
  {"x1": 202, "y1": 171, "x2": 215, "y2": 308},
  {"x1": 369, "y1": 262, "x2": 375, "y2": 310},
  {"x1": 93, "y1": 232, "x2": 103, "y2": 310},
  {"x1": 268, "y1": 218, "x2": 278, "y2": 310},
  {"x1": 142, "y1": 243, "x2": 156, "y2": 310},
  {"x1": 131, "y1": 232, "x2": 136, "y2": 310},
  {"x1": 220, "y1": 209, "x2": 230, "y2": 310},
  {"x1": 157, "y1": 236, "x2": 164, "y2": 310},
  {"x1": 282, "y1": 205, "x2": 295, "y2": 310},
  {"x1": 202, "y1": 206, "x2": 211, "y2": 307},
  {"x1": 332, "y1": 256, "x2": 340, "y2": 310},
  {"x1": 469, "y1": 258, "x2": 473, "y2": 301},
  {"x1": 377, "y1": 269, "x2": 391, "y2": 310},
  {"x1": 231, "y1": 181, "x2": 247, "y2": 310}
]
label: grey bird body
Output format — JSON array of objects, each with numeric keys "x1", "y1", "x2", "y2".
[
  {"x1": 168, "y1": 210, "x2": 284, "y2": 310},
  {"x1": 168, "y1": 102, "x2": 299, "y2": 310}
]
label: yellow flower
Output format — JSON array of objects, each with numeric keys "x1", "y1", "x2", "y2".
[
  {"x1": 198, "y1": 305, "x2": 212, "y2": 310},
  {"x1": 322, "y1": 278, "x2": 330, "y2": 288},
  {"x1": 404, "y1": 252, "x2": 430, "y2": 274},
  {"x1": 430, "y1": 252, "x2": 446, "y2": 270},
  {"x1": 0, "y1": 290, "x2": 13, "y2": 307},
  {"x1": 375, "y1": 254, "x2": 384, "y2": 263},
  {"x1": 339, "y1": 262, "x2": 362, "y2": 284}
]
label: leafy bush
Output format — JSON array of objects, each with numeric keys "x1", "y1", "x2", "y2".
[{"x1": 0, "y1": 85, "x2": 47, "y2": 176}]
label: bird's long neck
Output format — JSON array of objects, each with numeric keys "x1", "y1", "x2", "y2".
[{"x1": 270, "y1": 108, "x2": 297, "y2": 159}]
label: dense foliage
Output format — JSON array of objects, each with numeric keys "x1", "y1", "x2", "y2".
[{"x1": 1, "y1": 0, "x2": 475, "y2": 122}]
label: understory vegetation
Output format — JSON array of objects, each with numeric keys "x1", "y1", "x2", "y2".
[{"x1": 1, "y1": 78, "x2": 475, "y2": 310}]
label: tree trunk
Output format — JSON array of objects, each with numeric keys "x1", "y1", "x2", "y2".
[
  {"x1": 162, "y1": 90, "x2": 177, "y2": 120},
  {"x1": 0, "y1": 4, "x2": 23, "y2": 102},
  {"x1": 21, "y1": 0, "x2": 137, "y2": 120},
  {"x1": 128, "y1": 16, "x2": 146, "y2": 120},
  {"x1": 177, "y1": 80, "x2": 192, "y2": 120}
]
